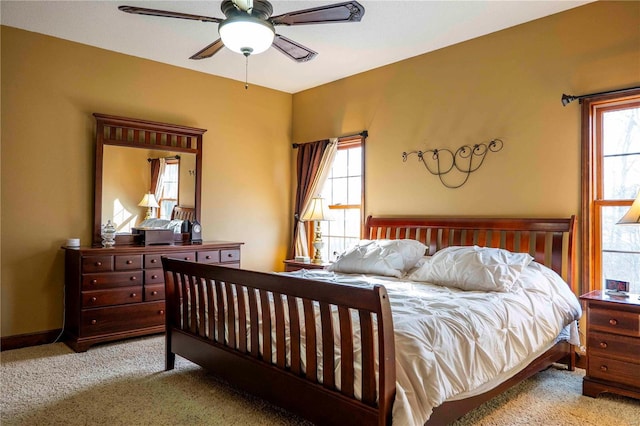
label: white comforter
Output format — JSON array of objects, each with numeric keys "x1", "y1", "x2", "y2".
[{"x1": 284, "y1": 261, "x2": 582, "y2": 426}]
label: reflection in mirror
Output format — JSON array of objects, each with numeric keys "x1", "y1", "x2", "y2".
[{"x1": 102, "y1": 145, "x2": 196, "y2": 233}]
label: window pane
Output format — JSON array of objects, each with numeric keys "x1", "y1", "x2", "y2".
[
  {"x1": 348, "y1": 147, "x2": 362, "y2": 175},
  {"x1": 345, "y1": 208, "x2": 361, "y2": 237},
  {"x1": 600, "y1": 205, "x2": 640, "y2": 293},
  {"x1": 602, "y1": 106, "x2": 640, "y2": 199},
  {"x1": 332, "y1": 150, "x2": 348, "y2": 178},
  {"x1": 327, "y1": 209, "x2": 345, "y2": 237},
  {"x1": 331, "y1": 177, "x2": 348, "y2": 205},
  {"x1": 602, "y1": 252, "x2": 640, "y2": 294},
  {"x1": 347, "y1": 177, "x2": 361, "y2": 204}
]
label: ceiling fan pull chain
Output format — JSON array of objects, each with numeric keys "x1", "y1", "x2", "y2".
[{"x1": 245, "y1": 53, "x2": 250, "y2": 90}]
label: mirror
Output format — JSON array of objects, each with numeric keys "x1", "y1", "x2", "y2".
[
  {"x1": 101, "y1": 146, "x2": 197, "y2": 233},
  {"x1": 93, "y1": 113, "x2": 205, "y2": 246}
]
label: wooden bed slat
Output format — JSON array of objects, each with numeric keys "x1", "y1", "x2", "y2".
[
  {"x1": 287, "y1": 296, "x2": 302, "y2": 375},
  {"x1": 206, "y1": 279, "x2": 216, "y2": 341},
  {"x1": 225, "y1": 282, "x2": 236, "y2": 348},
  {"x1": 359, "y1": 309, "x2": 376, "y2": 405},
  {"x1": 320, "y1": 302, "x2": 335, "y2": 390},
  {"x1": 274, "y1": 292, "x2": 287, "y2": 368},
  {"x1": 236, "y1": 284, "x2": 247, "y2": 352},
  {"x1": 248, "y1": 287, "x2": 259, "y2": 357},
  {"x1": 259, "y1": 289, "x2": 272, "y2": 362},
  {"x1": 215, "y1": 280, "x2": 225, "y2": 343},
  {"x1": 338, "y1": 306, "x2": 355, "y2": 398},
  {"x1": 302, "y1": 298, "x2": 318, "y2": 383}
]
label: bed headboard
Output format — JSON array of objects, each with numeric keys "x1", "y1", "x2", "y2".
[
  {"x1": 365, "y1": 216, "x2": 577, "y2": 292},
  {"x1": 171, "y1": 206, "x2": 196, "y2": 222}
]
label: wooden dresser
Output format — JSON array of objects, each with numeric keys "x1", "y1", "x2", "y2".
[
  {"x1": 63, "y1": 241, "x2": 242, "y2": 352},
  {"x1": 580, "y1": 290, "x2": 640, "y2": 400}
]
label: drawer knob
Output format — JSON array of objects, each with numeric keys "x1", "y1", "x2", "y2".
[
  {"x1": 131, "y1": 293, "x2": 137, "y2": 298},
  {"x1": 130, "y1": 276, "x2": 137, "y2": 281},
  {"x1": 184, "y1": 257, "x2": 190, "y2": 260},
  {"x1": 599, "y1": 342, "x2": 608, "y2": 349},
  {"x1": 90, "y1": 319, "x2": 97, "y2": 325},
  {"x1": 126, "y1": 260, "x2": 133, "y2": 264},
  {"x1": 600, "y1": 365, "x2": 608, "y2": 372},
  {"x1": 227, "y1": 253, "x2": 233, "y2": 258},
  {"x1": 90, "y1": 297, "x2": 97, "y2": 302},
  {"x1": 91, "y1": 279, "x2": 98, "y2": 285},
  {"x1": 151, "y1": 259, "x2": 157, "y2": 264},
  {"x1": 152, "y1": 275, "x2": 158, "y2": 279},
  {"x1": 95, "y1": 261, "x2": 102, "y2": 266},
  {"x1": 609, "y1": 319, "x2": 618, "y2": 326},
  {"x1": 159, "y1": 310, "x2": 165, "y2": 315},
  {"x1": 151, "y1": 291, "x2": 158, "y2": 296},
  {"x1": 206, "y1": 255, "x2": 211, "y2": 259}
]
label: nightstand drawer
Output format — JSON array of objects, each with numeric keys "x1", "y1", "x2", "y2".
[
  {"x1": 82, "y1": 271, "x2": 143, "y2": 289},
  {"x1": 144, "y1": 254, "x2": 163, "y2": 269},
  {"x1": 166, "y1": 251, "x2": 196, "y2": 262},
  {"x1": 588, "y1": 331, "x2": 640, "y2": 363},
  {"x1": 82, "y1": 286, "x2": 142, "y2": 308},
  {"x1": 589, "y1": 307, "x2": 640, "y2": 337},
  {"x1": 589, "y1": 355, "x2": 640, "y2": 388}
]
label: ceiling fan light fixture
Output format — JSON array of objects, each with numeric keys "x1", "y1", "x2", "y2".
[{"x1": 219, "y1": 15, "x2": 275, "y2": 55}]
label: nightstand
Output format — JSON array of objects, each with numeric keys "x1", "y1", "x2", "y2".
[
  {"x1": 580, "y1": 290, "x2": 640, "y2": 400},
  {"x1": 283, "y1": 259, "x2": 330, "y2": 272}
]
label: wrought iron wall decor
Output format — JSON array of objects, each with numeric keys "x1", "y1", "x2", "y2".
[{"x1": 402, "y1": 139, "x2": 503, "y2": 189}]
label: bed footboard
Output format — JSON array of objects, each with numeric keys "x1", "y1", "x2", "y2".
[{"x1": 162, "y1": 258, "x2": 396, "y2": 426}]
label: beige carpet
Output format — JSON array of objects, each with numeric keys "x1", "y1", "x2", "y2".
[{"x1": 1, "y1": 336, "x2": 638, "y2": 425}]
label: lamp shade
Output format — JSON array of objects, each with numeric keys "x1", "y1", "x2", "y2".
[
  {"x1": 219, "y1": 15, "x2": 275, "y2": 55},
  {"x1": 138, "y1": 193, "x2": 159, "y2": 208},
  {"x1": 301, "y1": 197, "x2": 333, "y2": 222},
  {"x1": 617, "y1": 191, "x2": 640, "y2": 225}
]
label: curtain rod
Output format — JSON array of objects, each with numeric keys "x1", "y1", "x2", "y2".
[
  {"x1": 147, "y1": 155, "x2": 180, "y2": 162},
  {"x1": 292, "y1": 130, "x2": 368, "y2": 148},
  {"x1": 561, "y1": 86, "x2": 640, "y2": 106}
]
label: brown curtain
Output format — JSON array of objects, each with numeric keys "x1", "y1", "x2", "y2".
[
  {"x1": 291, "y1": 139, "x2": 331, "y2": 258},
  {"x1": 149, "y1": 159, "x2": 161, "y2": 193}
]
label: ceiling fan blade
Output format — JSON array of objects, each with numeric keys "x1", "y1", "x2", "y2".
[
  {"x1": 189, "y1": 39, "x2": 225, "y2": 60},
  {"x1": 272, "y1": 34, "x2": 317, "y2": 62},
  {"x1": 118, "y1": 6, "x2": 222, "y2": 23},
  {"x1": 270, "y1": 1, "x2": 364, "y2": 26}
]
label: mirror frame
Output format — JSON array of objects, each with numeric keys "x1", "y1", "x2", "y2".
[{"x1": 93, "y1": 113, "x2": 206, "y2": 246}]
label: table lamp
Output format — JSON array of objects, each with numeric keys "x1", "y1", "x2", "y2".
[
  {"x1": 617, "y1": 191, "x2": 640, "y2": 224},
  {"x1": 301, "y1": 197, "x2": 333, "y2": 264},
  {"x1": 138, "y1": 193, "x2": 159, "y2": 220}
]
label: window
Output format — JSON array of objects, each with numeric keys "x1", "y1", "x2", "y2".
[
  {"x1": 316, "y1": 136, "x2": 365, "y2": 261},
  {"x1": 158, "y1": 160, "x2": 179, "y2": 219},
  {"x1": 582, "y1": 90, "x2": 640, "y2": 293}
]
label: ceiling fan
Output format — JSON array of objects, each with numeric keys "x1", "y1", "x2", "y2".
[{"x1": 118, "y1": 0, "x2": 365, "y2": 63}]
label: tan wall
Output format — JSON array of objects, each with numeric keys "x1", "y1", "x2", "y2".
[
  {"x1": 293, "y1": 2, "x2": 639, "y2": 221},
  {"x1": 1, "y1": 26, "x2": 293, "y2": 337}
]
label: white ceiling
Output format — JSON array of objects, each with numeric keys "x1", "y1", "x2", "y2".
[{"x1": 1, "y1": 0, "x2": 593, "y2": 93}]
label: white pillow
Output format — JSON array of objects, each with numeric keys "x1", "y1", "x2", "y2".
[
  {"x1": 407, "y1": 246, "x2": 533, "y2": 292},
  {"x1": 328, "y1": 239, "x2": 427, "y2": 278}
]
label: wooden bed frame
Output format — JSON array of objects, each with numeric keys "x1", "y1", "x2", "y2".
[{"x1": 161, "y1": 216, "x2": 577, "y2": 426}]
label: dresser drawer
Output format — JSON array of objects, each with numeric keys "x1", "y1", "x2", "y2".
[
  {"x1": 166, "y1": 251, "x2": 196, "y2": 262},
  {"x1": 82, "y1": 255, "x2": 114, "y2": 273},
  {"x1": 144, "y1": 284, "x2": 165, "y2": 301},
  {"x1": 221, "y1": 249, "x2": 241, "y2": 264},
  {"x1": 82, "y1": 286, "x2": 142, "y2": 308},
  {"x1": 145, "y1": 269, "x2": 164, "y2": 285},
  {"x1": 197, "y1": 250, "x2": 220, "y2": 264},
  {"x1": 82, "y1": 271, "x2": 143, "y2": 289},
  {"x1": 115, "y1": 254, "x2": 142, "y2": 270},
  {"x1": 589, "y1": 355, "x2": 640, "y2": 388},
  {"x1": 80, "y1": 302, "x2": 165, "y2": 337},
  {"x1": 589, "y1": 307, "x2": 640, "y2": 337},
  {"x1": 144, "y1": 254, "x2": 163, "y2": 269},
  {"x1": 588, "y1": 331, "x2": 640, "y2": 363}
]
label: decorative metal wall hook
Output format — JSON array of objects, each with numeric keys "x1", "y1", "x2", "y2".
[{"x1": 402, "y1": 139, "x2": 503, "y2": 188}]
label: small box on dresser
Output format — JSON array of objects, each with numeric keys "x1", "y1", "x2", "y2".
[
  {"x1": 63, "y1": 241, "x2": 242, "y2": 352},
  {"x1": 580, "y1": 290, "x2": 640, "y2": 400}
]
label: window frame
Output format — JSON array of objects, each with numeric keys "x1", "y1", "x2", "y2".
[
  {"x1": 580, "y1": 88, "x2": 640, "y2": 294},
  {"x1": 307, "y1": 134, "x2": 366, "y2": 258},
  {"x1": 157, "y1": 158, "x2": 180, "y2": 219}
]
